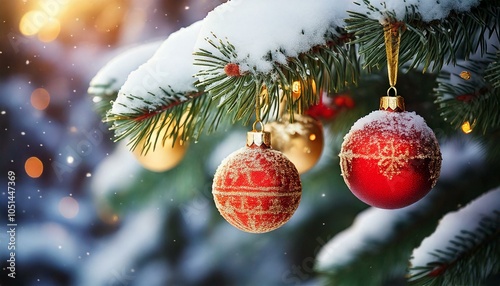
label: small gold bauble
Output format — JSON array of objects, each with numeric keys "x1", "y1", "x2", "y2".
[
  {"x1": 132, "y1": 118, "x2": 187, "y2": 172},
  {"x1": 267, "y1": 114, "x2": 324, "y2": 174}
]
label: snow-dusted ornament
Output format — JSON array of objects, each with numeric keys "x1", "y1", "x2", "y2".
[
  {"x1": 212, "y1": 128, "x2": 302, "y2": 233},
  {"x1": 339, "y1": 97, "x2": 442, "y2": 209},
  {"x1": 339, "y1": 22, "x2": 441, "y2": 209}
]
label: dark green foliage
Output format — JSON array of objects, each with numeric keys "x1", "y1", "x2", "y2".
[
  {"x1": 105, "y1": 89, "x2": 210, "y2": 151},
  {"x1": 347, "y1": 0, "x2": 499, "y2": 72},
  {"x1": 435, "y1": 55, "x2": 500, "y2": 134}
]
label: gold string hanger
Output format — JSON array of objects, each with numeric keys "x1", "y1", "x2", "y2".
[
  {"x1": 380, "y1": 21, "x2": 405, "y2": 112},
  {"x1": 384, "y1": 21, "x2": 403, "y2": 94},
  {"x1": 248, "y1": 80, "x2": 271, "y2": 147}
]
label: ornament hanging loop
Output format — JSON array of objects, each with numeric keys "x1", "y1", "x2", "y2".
[
  {"x1": 252, "y1": 81, "x2": 266, "y2": 131},
  {"x1": 384, "y1": 22, "x2": 403, "y2": 89},
  {"x1": 252, "y1": 120, "x2": 265, "y2": 132},
  {"x1": 248, "y1": 81, "x2": 271, "y2": 147},
  {"x1": 386, "y1": 86, "x2": 398, "y2": 97}
]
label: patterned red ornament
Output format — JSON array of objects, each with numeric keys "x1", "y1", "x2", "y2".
[
  {"x1": 212, "y1": 131, "x2": 302, "y2": 233},
  {"x1": 339, "y1": 96, "x2": 442, "y2": 209}
]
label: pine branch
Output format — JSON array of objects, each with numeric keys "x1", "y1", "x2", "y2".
[
  {"x1": 346, "y1": 0, "x2": 500, "y2": 72},
  {"x1": 92, "y1": 0, "x2": 500, "y2": 154},
  {"x1": 88, "y1": 81, "x2": 118, "y2": 117},
  {"x1": 315, "y1": 206, "x2": 434, "y2": 286},
  {"x1": 87, "y1": 41, "x2": 163, "y2": 118},
  {"x1": 194, "y1": 31, "x2": 359, "y2": 121},
  {"x1": 485, "y1": 51, "x2": 500, "y2": 89},
  {"x1": 106, "y1": 90, "x2": 221, "y2": 151},
  {"x1": 408, "y1": 210, "x2": 500, "y2": 286},
  {"x1": 95, "y1": 22, "x2": 209, "y2": 152},
  {"x1": 435, "y1": 55, "x2": 500, "y2": 134}
]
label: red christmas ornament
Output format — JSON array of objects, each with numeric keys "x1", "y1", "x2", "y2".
[
  {"x1": 306, "y1": 92, "x2": 355, "y2": 120},
  {"x1": 339, "y1": 96, "x2": 442, "y2": 209},
  {"x1": 334, "y1": 94, "x2": 355, "y2": 109},
  {"x1": 212, "y1": 131, "x2": 302, "y2": 233}
]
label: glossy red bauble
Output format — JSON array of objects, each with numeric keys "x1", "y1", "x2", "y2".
[{"x1": 339, "y1": 110, "x2": 441, "y2": 209}]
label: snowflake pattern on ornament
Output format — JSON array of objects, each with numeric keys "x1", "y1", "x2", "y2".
[
  {"x1": 339, "y1": 110, "x2": 442, "y2": 209},
  {"x1": 340, "y1": 110, "x2": 441, "y2": 183}
]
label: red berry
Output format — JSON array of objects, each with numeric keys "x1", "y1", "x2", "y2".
[{"x1": 224, "y1": 63, "x2": 241, "y2": 77}]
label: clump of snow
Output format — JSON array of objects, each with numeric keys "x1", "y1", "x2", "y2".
[
  {"x1": 111, "y1": 21, "x2": 202, "y2": 115},
  {"x1": 315, "y1": 197, "x2": 429, "y2": 270},
  {"x1": 345, "y1": 110, "x2": 433, "y2": 139},
  {"x1": 194, "y1": 0, "x2": 480, "y2": 76},
  {"x1": 88, "y1": 41, "x2": 162, "y2": 96},
  {"x1": 410, "y1": 187, "x2": 500, "y2": 270},
  {"x1": 194, "y1": 0, "x2": 352, "y2": 74},
  {"x1": 107, "y1": 0, "x2": 481, "y2": 115},
  {"x1": 358, "y1": 0, "x2": 480, "y2": 22}
]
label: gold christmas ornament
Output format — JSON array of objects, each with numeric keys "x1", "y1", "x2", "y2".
[
  {"x1": 267, "y1": 114, "x2": 324, "y2": 174},
  {"x1": 132, "y1": 118, "x2": 188, "y2": 172}
]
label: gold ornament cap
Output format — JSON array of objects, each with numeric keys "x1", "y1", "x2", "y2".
[
  {"x1": 247, "y1": 131, "x2": 271, "y2": 147},
  {"x1": 380, "y1": 95, "x2": 405, "y2": 112}
]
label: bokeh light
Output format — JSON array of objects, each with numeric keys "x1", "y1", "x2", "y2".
[
  {"x1": 37, "y1": 18, "x2": 61, "y2": 42},
  {"x1": 31, "y1": 87, "x2": 51, "y2": 110},
  {"x1": 94, "y1": 2, "x2": 125, "y2": 33},
  {"x1": 461, "y1": 121, "x2": 473, "y2": 134},
  {"x1": 59, "y1": 196, "x2": 80, "y2": 219},
  {"x1": 18, "y1": 0, "x2": 70, "y2": 42},
  {"x1": 25, "y1": 156, "x2": 44, "y2": 178},
  {"x1": 19, "y1": 10, "x2": 47, "y2": 36},
  {"x1": 97, "y1": 205, "x2": 120, "y2": 225}
]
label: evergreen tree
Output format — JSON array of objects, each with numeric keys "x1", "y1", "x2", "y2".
[{"x1": 89, "y1": 0, "x2": 500, "y2": 285}]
